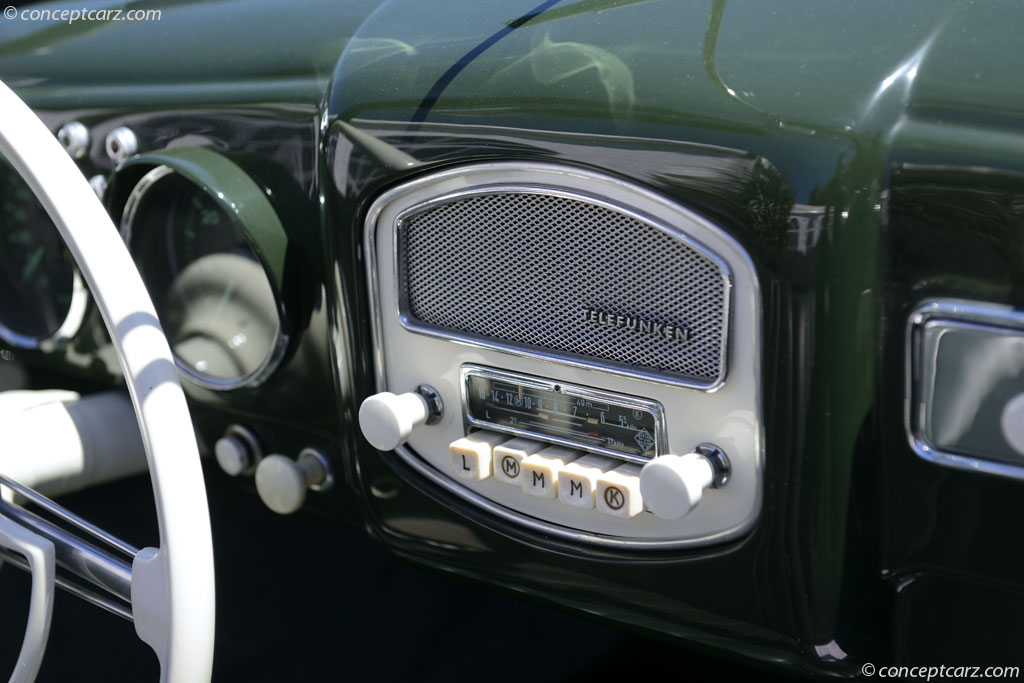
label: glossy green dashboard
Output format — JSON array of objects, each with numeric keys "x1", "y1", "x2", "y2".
[{"x1": 2, "y1": 0, "x2": 1024, "y2": 676}]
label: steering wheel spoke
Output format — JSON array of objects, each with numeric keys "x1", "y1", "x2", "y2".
[{"x1": 0, "y1": 474, "x2": 136, "y2": 614}]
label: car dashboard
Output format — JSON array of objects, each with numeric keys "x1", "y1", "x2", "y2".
[{"x1": 1, "y1": 0, "x2": 1024, "y2": 679}]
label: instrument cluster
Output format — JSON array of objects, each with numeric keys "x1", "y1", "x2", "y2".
[
  {"x1": 0, "y1": 130, "x2": 291, "y2": 396},
  {"x1": 121, "y1": 165, "x2": 284, "y2": 390}
]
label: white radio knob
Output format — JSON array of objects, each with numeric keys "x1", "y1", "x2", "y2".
[
  {"x1": 359, "y1": 391, "x2": 431, "y2": 451},
  {"x1": 640, "y1": 452, "x2": 716, "y2": 520}
]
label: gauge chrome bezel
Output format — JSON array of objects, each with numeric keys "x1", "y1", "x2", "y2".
[
  {"x1": 0, "y1": 160, "x2": 90, "y2": 350},
  {"x1": 120, "y1": 165, "x2": 288, "y2": 391},
  {"x1": 0, "y1": 265, "x2": 89, "y2": 351}
]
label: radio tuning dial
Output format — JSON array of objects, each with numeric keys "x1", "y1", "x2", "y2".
[
  {"x1": 359, "y1": 386, "x2": 443, "y2": 451},
  {"x1": 640, "y1": 445, "x2": 729, "y2": 520}
]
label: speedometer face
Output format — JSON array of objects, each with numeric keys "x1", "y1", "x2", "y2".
[
  {"x1": 124, "y1": 167, "x2": 283, "y2": 389},
  {"x1": 0, "y1": 161, "x2": 83, "y2": 347}
]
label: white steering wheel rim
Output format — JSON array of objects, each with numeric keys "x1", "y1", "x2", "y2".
[{"x1": 0, "y1": 81, "x2": 215, "y2": 682}]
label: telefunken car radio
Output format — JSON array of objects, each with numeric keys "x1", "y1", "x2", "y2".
[{"x1": 356, "y1": 162, "x2": 763, "y2": 549}]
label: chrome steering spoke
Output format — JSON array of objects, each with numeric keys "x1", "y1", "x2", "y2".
[
  {"x1": 0, "y1": 474, "x2": 137, "y2": 619},
  {"x1": 0, "y1": 547, "x2": 132, "y2": 622}
]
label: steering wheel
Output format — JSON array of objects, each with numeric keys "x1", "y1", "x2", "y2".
[{"x1": 0, "y1": 81, "x2": 215, "y2": 681}]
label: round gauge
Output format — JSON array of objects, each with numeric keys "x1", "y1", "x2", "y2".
[
  {"x1": 122, "y1": 166, "x2": 285, "y2": 390},
  {"x1": 0, "y1": 160, "x2": 87, "y2": 348}
]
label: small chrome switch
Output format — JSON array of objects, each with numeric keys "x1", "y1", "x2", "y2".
[
  {"x1": 104, "y1": 126, "x2": 137, "y2": 162},
  {"x1": 56, "y1": 121, "x2": 89, "y2": 159}
]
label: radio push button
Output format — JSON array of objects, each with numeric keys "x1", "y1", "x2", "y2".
[
  {"x1": 449, "y1": 431, "x2": 509, "y2": 481},
  {"x1": 492, "y1": 438, "x2": 545, "y2": 485},
  {"x1": 557, "y1": 454, "x2": 618, "y2": 509},
  {"x1": 521, "y1": 446, "x2": 582, "y2": 499},
  {"x1": 596, "y1": 463, "x2": 645, "y2": 518}
]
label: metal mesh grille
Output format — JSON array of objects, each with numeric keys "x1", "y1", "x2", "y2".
[{"x1": 398, "y1": 192, "x2": 727, "y2": 383}]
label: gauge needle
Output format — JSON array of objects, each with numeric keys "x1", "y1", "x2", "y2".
[
  {"x1": 21, "y1": 245, "x2": 45, "y2": 283},
  {"x1": 213, "y1": 279, "x2": 236, "y2": 318}
]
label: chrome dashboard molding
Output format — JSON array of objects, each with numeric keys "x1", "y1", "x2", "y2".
[
  {"x1": 119, "y1": 165, "x2": 289, "y2": 392},
  {"x1": 459, "y1": 364, "x2": 668, "y2": 465},
  {"x1": 389, "y1": 184, "x2": 733, "y2": 392},
  {"x1": 906, "y1": 298, "x2": 1024, "y2": 481},
  {"x1": 363, "y1": 161, "x2": 764, "y2": 551}
]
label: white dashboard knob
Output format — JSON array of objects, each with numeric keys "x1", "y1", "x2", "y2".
[
  {"x1": 359, "y1": 391, "x2": 430, "y2": 451},
  {"x1": 640, "y1": 452, "x2": 715, "y2": 520},
  {"x1": 214, "y1": 435, "x2": 251, "y2": 477},
  {"x1": 1003, "y1": 393, "x2": 1024, "y2": 456},
  {"x1": 255, "y1": 452, "x2": 330, "y2": 515}
]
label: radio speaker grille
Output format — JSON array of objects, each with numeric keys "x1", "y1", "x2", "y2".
[{"x1": 397, "y1": 191, "x2": 728, "y2": 385}]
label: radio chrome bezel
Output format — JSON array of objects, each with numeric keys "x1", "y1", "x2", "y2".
[
  {"x1": 460, "y1": 364, "x2": 668, "y2": 464},
  {"x1": 361, "y1": 161, "x2": 764, "y2": 550},
  {"x1": 390, "y1": 184, "x2": 733, "y2": 392}
]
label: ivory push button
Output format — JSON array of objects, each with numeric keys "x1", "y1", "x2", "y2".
[
  {"x1": 492, "y1": 438, "x2": 545, "y2": 485},
  {"x1": 557, "y1": 454, "x2": 618, "y2": 509},
  {"x1": 521, "y1": 446, "x2": 581, "y2": 499},
  {"x1": 596, "y1": 463, "x2": 645, "y2": 518},
  {"x1": 449, "y1": 431, "x2": 508, "y2": 481}
]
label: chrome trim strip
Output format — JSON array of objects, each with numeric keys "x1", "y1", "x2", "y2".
[
  {"x1": 905, "y1": 298, "x2": 1024, "y2": 481},
  {"x1": 389, "y1": 184, "x2": 732, "y2": 391},
  {"x1": 460, "y1": 364, "x2": 667, "y2": 465},
  {"x1": 363, "y1": 161, "x2": 762, "y2": 550},
  {"x1": 119, "y1": 165, "x2": 289, "y2": 391}
]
